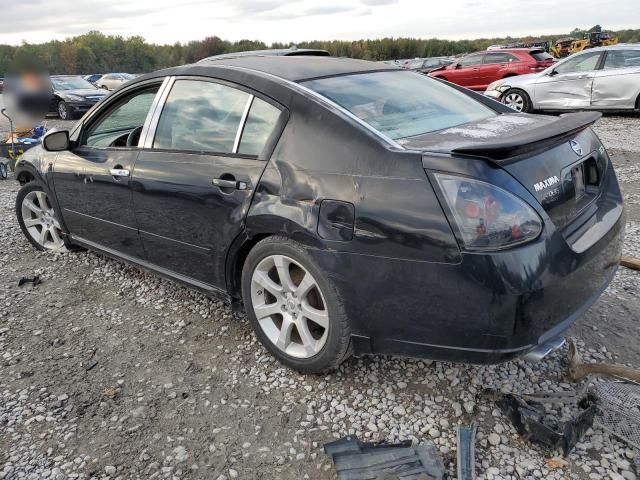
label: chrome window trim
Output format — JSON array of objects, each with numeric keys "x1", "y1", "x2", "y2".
[
  {"x1": 141, "y1": 76, "x2": 176, "y2": 149},
  {"x1": 214, "y1": 65, "x2": 404, "y2": 150},
  {"x1": 233, "y1": 95, "x2": 254, "y2": 154},
  {"x1": 138, "y1": 76, "x2": 172, "y2": 148}
]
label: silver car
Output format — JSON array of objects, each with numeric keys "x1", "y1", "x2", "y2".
[
  {"x1": 96, "y1": 73, "x2": 135, "y2": 91},
  {"x1": 485, "y1": 45, "x2": 640, "y2": 112}
]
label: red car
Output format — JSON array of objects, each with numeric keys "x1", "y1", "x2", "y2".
[{"x1": 429, "y1": 48, "x2": 555, "y2": 91}]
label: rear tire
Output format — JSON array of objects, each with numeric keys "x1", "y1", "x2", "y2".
[
  {"x1": 241, "y1": 236, "x2": 352, "y2": 374},
  {"x1": 502, "y1": 88, "x2": 532, "y2": 113}
]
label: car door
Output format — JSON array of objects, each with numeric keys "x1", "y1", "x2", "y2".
[
  {"x1": 130, "y1": 77, "x2": 286, "y2": 288},
  {"x1": 534, "y1": 51, "x2": 603, "y2": 109},
  {"x1": 52, "y1": 80, "x2": 164, "y2": 257},
  {"x1": 592, "y1": 49, "x2": 640, "y2": 108},
  {"x1": 447, "y1": 54, "x2": 483, "y2": 88},
  {"x1": 477, "y1": 52, "x2": 518, "y2": 90}
]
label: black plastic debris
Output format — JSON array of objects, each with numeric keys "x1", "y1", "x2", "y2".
[
  {"x1": 324, "y1": 436, "x2": 445, "y2": 480},
  {"x1": 18, "y1": 275, "x2": 42, "y2": 287},
  {"x1": 498, "y1": 392, "x2": 596, "y2": 455},
  {"x1": 456, "y1": 424, "x2": 476, "y2": 480}
]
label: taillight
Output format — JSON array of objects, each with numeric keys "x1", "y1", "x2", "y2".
[{"x1": 434, "y1": 173, "x2": 542, "y2": 250}]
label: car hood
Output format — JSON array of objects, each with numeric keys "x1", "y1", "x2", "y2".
[
  {"x1": 398, "y1": 111, "x2": 601, "y2": 161},
  {"x1": 497, "y1": 71, "x2": 544, "y2": 87},
  {"x1": 56, "y1": 88, "x2": 107, "y2": 97}
]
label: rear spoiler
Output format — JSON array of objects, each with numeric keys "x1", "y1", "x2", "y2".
[{"x1": 451, "y1": 112, "x2": 602, "y2": 162}]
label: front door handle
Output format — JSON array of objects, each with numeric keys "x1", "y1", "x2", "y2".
[
  {"x1": 110, "y1": 168, "x2": 130, "y2": 177},
  {"x1": 212, "y1": 177, "x2": 247, "y2": 190}
]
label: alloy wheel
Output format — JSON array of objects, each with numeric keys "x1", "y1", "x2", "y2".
[
  {"x1": 58, "y1": 102, "x2": 68, "y2": 120},
  {"x1": 21, "y1": 190, "x2": 65, "y2": 250},
  {"x1": 250, "y1": 254, "x2": 329, "y2": 359},
  {"x1": 503, "y1": 92, "x2": 525, "y2": 112}
]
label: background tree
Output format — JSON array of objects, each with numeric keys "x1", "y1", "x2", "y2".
[{"x1": 0, "y1": 27, "x2": 637, "y2": 75}]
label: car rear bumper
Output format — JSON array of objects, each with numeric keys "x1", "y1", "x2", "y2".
[{"x1": 308, "y1": 168, "x2": 624, "y2": 364}]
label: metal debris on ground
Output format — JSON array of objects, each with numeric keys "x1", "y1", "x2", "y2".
[
  {"x1": 568, "y1": 338, "x2": 640, "y2": 383},
  {"x1": 456, "y1": 424, "x2": 476, "y2": 480},
  {"x1": 324, "y1": 436, "x2": 445, "y2": 480},
  {"x1": 497, "y1": 391, "x2": 596, "y2": 455},
  {"x1": 593, "y1": 381, "x2": 640, "y2": 451},
  {"x1": 18, "y1": 275, "x2": 42, "y2": 287}
]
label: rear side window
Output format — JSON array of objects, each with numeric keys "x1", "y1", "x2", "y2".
[
  {"x1": 238, "y1": 98, "x2": 281, "y2": 156},
  {"x1": 604, "y1": 50, "x2": 640, "y2": 69},
  {"x1": 530, "y1": 51, "x2": 554, "y2": 61},
  {"x1": 304, "y1": 71, "x2": 496, "y2": 140},
  {"x1": 153, "y1": 79, "x2": 250, "y2": 153}
]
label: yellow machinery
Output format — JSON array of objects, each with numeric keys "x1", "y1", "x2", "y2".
[{"x1": 550, "y1": 31, "x2": 619, "y2": 58}]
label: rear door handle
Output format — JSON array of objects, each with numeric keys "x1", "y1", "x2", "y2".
[{"x1": 110, "y1": 168, "x2": 130, "y2": 177}]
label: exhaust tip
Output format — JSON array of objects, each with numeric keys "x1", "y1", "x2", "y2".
[{"x1": 521, "y1": 337, "x2": 566, "y2": 362}]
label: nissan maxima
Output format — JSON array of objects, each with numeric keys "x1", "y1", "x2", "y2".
[{"x1": 14, "y1": 56, "x2": 624, "y2": 373}]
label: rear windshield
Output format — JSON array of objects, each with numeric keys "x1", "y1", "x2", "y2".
[
  {"x1": 530, "y1": 50, "x2": 554, "y2": 61},
  {"x1": 303, "y1": 71, "x2": 496, "y2": 140}
]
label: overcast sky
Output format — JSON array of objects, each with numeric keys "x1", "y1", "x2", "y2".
[{"x1": 0, "y1": 0, "x2": 637, "y2": 45}]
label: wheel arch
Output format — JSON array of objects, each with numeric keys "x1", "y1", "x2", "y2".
[
  {"x1": 225, "y1": 219, "x2": 325, "y2": 301},
  {"x1": 16, "y1": 169, "x2": 35, "y2": 185}
]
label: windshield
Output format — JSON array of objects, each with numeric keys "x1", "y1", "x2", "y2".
[
  {"x1": 303, "y1": 71, "x2": 496, "y2": 140},
  {"x1": 52, "y1": 77, "x2": 97, "y2": 90}
]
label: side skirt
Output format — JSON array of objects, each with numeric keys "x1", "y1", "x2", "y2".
[{"x1": 69, "y1": 235, "x2": 232, "y2": 304}]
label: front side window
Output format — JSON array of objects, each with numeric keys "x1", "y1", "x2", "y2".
[
  {"x1": 603, "y1": 50, "x2": 640, "y2": 70},
  {"x1": 484, "y1": 53, "x2": 518, "y2": 64},
  {"x1": 84, "y1": 86, "x2": 159, "y2": 147},
  {"x1": 153, "y1": 80, "x2": 250, "y2": 154},
  {"x1": 304, "y1": 71, "x2": 496, "y2": 140},
  {"x1": 238, "y1": 98, "x2": 281, "y2": 156},
  {"x1": 459, "y1": 54, "x2": 483, "y2": 67},
  {"x1": 554, "y1": 52, "x2": 602, "y2": 74}
]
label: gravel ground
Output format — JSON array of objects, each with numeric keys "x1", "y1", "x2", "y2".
[{"x1": 0, "y1": 114, "x2": 639, "y2": 480}]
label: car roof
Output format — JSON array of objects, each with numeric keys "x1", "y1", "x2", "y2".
[
  {"x1": 198, "y1": 48, "x2": 330, "y2": 63},
  {"x1": 570, "y1": 44, "x2": 640, "y2": 54},
  {"x1": 187, "y1": 56, "x2": 399, "y2": 82}
]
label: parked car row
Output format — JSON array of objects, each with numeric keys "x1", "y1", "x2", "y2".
[
  {"x1": 428, "y1": 48, "x2": 555, "y2": 91},
  {"x1": 50, "y1": 75, "x2": 109, "y2": 119},
  {"x1": 484, "y1": 45, "x2": 640, "y2": 112},
  {"x1": 384, "y1": 57, "x2": 455, "y2": 73},
  {"x1": 82, "y1": 73, "x2": 137, "y2": 90}
]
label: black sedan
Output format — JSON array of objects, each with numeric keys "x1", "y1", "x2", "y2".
[
  {"x1": 14, "y1": 56, "x2": 624, "y2": 373},
  {"x1": 50, "y1": 75, "x2": 109, "y2": 120}
]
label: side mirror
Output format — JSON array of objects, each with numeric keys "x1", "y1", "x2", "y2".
[
  {"x1": 43, "y1": 130, "x2": 70, "y2": 152},
  {"x1": 455, "y1": 63, "x2": 462, "y2": 69},
  {"x1": 548, "y1": 69, "x2": 559, "y2": 76}
]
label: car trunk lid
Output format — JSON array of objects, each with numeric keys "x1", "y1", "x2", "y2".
[{"x1": 408, "y1": 112, "x2": 607, "y2": 231}]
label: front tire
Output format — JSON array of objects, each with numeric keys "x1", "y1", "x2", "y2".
[
  {"x1": 57, "y1": 101, "x2": 70, "y2": 120},
  {"x1": 241, "y1": 236, "x2": 351, "y2": 373},
  {"x1": 502, "y1": 88, "x2": 532, "y2": 113},
  {"x1": 16, "y1": 184, "x2": 66, "y2": 251}
]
